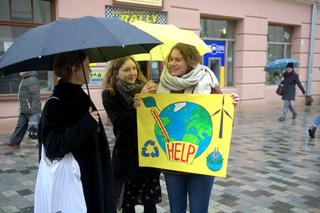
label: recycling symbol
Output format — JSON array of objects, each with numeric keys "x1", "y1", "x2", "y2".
[{"x1": 142, "y1": 140, "x2": 159, "y2": 158}]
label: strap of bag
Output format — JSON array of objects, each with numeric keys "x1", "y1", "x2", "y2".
[
  {"x1": 211, "y1": 86, "x2": 222, "y2": 94},
  {"x1": 40, "y1": 96, "x2": 60, "y2": 162}
]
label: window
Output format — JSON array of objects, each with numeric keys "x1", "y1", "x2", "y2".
[
  {"x1": 33, "y1": 0, "x2": 52, "y2": 23},
  {"x1": 200, "y1": 19, "x2": 235, "y2": 39},
  {"x1": 0, "y1": 0, "x2": 54, "y2": 95},
  {"x1": 0, "y1": 0, "x2": 10, "y2": 20},
  {"x1": 200, "y1": 18, "x2": 235, "y2": 87},
  {"x1": 267, "y1": 25, "x2": 292, "y2": 85},
  {"x1": 0, "y1": 0, "x2": 52, "y2": 23},
  {"x1": 11, "y1": 0, "x2": 33, "y2": 22},
  {"x1": 151, "y1": 61, "x2": 161, "y2": 83}
]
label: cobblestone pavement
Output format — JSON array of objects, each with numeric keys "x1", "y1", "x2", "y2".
[{"x1": 0, "y1": 104, "x2": 319, "y2": 213}]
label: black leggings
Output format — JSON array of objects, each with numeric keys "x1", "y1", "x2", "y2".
[{"x1": 122, "y1": 204, "x2": 157, "y2": 213}]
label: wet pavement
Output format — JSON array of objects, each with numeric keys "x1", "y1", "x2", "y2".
[{"x1": 0, "y1": 104, "x2": 319, "y2": 213}]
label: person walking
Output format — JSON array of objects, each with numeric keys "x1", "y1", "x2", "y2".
[
  {"x1": 37, "y1": 51, "x2": 115, "y2": 213},
  {"x1": 279, "y1": 62, "x2": 306, "y2": 122},
  {"x1": 308, "y1": 114, "x2": 320, "y2": 138},
  {"x1": 102, "y1": 56, "x2": 161, "y2": 213},
  {"x1": 154, "y1": 43, "x2": 239, "y2": 213},
  {"x1": 6, "y1": 71, "x2": 41, "y2": 148}
]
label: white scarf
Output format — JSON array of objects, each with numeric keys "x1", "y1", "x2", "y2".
[{"x1": 157, "y1": 64, "x2": 219, "y2": 94}]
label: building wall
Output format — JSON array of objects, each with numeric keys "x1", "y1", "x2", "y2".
[
  {"x1": 55, "y1": 0, "x2": 320, "y2": 109},
  {"x1": 0, "y1": 0, "x2": 319, "y2": 134}
]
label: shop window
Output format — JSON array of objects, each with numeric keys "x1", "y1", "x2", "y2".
[
  {"x1": 0, "y1": 0, "x2": 54, "y2": 95},
  {"x1": 200, "y1": 19, "x2": 235, "y2": 39},
  {"x1": 0, "y1": 0, "x2": 10, "y2": 20},
  {"x1": 151, "y1": 61, "x2": 160, "y2": 83},
  {"x1": 33, "y1": 0, "x2": 52, "y2": 23},
  {"x1": 11, "y1": 0, "x2": 33, "y2": 22},
  {"x1": 267, "y1": 25, "x2": 292, "y2": 85},
  {"x1": 0, "y1": 0, "x2": 52, "y2": 23},
  {"x1": 200, "y1": 18, "x2": 235, "y2": 87}
]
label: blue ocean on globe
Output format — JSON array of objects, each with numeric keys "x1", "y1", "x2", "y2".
[{"x1": 154, "y1": 102, "x2": 212, "y2": 158}]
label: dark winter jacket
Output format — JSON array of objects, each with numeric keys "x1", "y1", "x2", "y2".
[
  {"x1": 102, "y1": 90, "x2": 160, "y2": 181},
  {"x1": 18, "y1": 71, "x2": 41, "y2": 115},
  {"x1": 38, "y1": 80, "x2": 116, "y2": 213},
  {"x1": 281, "y1": 71, "x2": 305, "y2": 101}
]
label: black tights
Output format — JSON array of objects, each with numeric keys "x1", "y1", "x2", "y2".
[{"x1": 122, "y1": 204, "x2": 157, "y2": 213}]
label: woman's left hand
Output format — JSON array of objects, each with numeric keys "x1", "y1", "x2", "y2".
[
  {"x1": 231, "y1": 93, "x2": 240, "y2": 106},
  {"x1": 133, "y1": 94, "x2": 142, "y2": 108}
]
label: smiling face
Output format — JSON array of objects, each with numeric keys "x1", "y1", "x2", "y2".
[
  {"x1": 168, "y1": 48, "x2": 189, "y2": 77},
  {"x1": 117, "y1": 59, "x2": 138, "y2": 84}
]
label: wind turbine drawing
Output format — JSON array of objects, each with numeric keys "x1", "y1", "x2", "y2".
[{"x1": 211, "y1": 95, "x2": 233, "y2": 138}]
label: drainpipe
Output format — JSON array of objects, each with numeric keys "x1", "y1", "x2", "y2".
[{"x1": 306, "y1": 1, "x2": 318, "y2": 105}]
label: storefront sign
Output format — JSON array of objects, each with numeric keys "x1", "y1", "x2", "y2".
[
  {"x1": 105, "y1": 6, "x2": 167, "y2": 24},
  {"x1": 88, "y1": 63, "x2": 106, "y2": 87},
  {"x1": 113, "y1": 0, "x2": 163, "y2": 9},
  {"x1": 203, "y1": 40, "x2": 226, "y2": 87}
]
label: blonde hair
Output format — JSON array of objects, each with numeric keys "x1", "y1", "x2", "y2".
[
  {"x1": 166, "y1": 43, "x2": 200, "y2": 73},
  {"x1": 53, "y1": 51, "x2": 87, "y2": 81},
  {"x1": 102, "y1": 56, "x2": 147, "y2": 94}
]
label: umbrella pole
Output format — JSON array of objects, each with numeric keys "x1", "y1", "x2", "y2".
[{"x1": 78, "y1": 51, "x2": 91, "y2": 98}]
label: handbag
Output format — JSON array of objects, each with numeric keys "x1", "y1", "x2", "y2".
[
  {"x1": 34, "y1": 145, "x2": 87, "y2": 213},
  {"x1": 276, "y1": 84, "x2": 283, "y2": 96},
  {"x1": 34, "y1": 96, "x2": 87, "y2": 213}
]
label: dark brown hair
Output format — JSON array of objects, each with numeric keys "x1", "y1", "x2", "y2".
[
  {"x1": 53, "y1": 51, "x2": 87, "y2": 81},
  {"x1": 166, "y1": 43, "x2": 201, "y2": 72},
  {"x1": 102, "y1": 56, "x2": 147, "y2": 94}
]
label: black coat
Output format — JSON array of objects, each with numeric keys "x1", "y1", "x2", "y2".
[
  {"x1": 281, "y1": 71, "x2": 305, "y2": 101},
  {"x1": 38, "y1": 81, "x2": 116, "y2": 213},
  {"x1": 102, "y1": 90, "x2": 160, "y2": 181}
]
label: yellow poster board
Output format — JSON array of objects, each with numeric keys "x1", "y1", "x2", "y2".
[{"x1": 137, "y1": 94, "x2": 234, "y2": 177}]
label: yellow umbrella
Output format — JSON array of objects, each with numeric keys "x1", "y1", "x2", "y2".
[{"x1": 131, "y1": 21, "x2": 211, "y2": 61}]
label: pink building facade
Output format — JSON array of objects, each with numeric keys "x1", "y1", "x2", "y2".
[{"x1": 0, "y1": 0, "x2": 319, "y2": 134}]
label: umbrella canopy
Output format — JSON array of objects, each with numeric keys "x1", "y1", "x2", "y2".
[
  {"x1": 0, "y1": 16, "x2": 161, "y2": 76},
  {"x1": 130, "y1": 21, "x2": 211, "y2": 61},
  {"x1": 264, "y1": 58, "x2": 299, "y2": 73}
]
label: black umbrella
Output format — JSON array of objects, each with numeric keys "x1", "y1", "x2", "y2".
[{"x1": 0, "y1": 16, "x2": 161, "y2": 76}]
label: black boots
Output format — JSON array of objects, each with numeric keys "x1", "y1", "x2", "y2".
[{"x1": 308, "y1": 127, "x2": 316, "y2": 138}]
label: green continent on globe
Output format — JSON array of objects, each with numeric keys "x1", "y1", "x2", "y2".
[
  {"x1": 183, "y1": 106, "x2": 212, "y2": 145},
  {"x1": 154, "y1": 102, "x2": 213, "y2": 157}
]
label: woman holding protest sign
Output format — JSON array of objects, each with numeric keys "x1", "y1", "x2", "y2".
[
  {"x1": 102, "y1": 56, "x2": 161, "y2": 213},
  {"x1": 146, "y1": 43, "x2": 239, "y2": 213}
]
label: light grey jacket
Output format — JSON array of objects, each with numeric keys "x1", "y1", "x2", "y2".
[{"x1": 18, "y1": 71, "x2": 41, "y2": 115}]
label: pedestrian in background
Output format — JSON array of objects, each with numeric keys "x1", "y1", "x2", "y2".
[
  {"x1": 6, "y1": 71, "x2": 41, "y2": 148},
  {"x1": 37, "y1": 51, "x2": 115, "y2": 213},
  {"x1": 152, "y1": 43, "x2": 239, "y2": 213},
  {"x1": 279, "y1": 62, "x2": 306, "y2": 122},
  {"x1": 308, "y1": 114, "x2": 320, "y2": 138},
  {"x1": 102, "y1": 56, "x2": 161, "y2": 213}
]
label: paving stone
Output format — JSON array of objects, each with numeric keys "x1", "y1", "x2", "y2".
[{"x1": 0, "y1": 105, "x2": 319, "y2": 212}]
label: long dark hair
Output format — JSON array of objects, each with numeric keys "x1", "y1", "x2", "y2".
[{"x1": 53, "y1": 50, "x2": 87, "y2": 81}]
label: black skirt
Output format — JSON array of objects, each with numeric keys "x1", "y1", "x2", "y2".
[{"x1": 119, "y1": 177, "x2": 162, "y2": 208}]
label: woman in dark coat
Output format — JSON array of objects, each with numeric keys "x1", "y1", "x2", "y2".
[
  {"x1": 38, "y1": 51, "x2": 116, "y2": 213},
  {"x1": 279, "y1": 62, "x2": 305, "y2": 121},
  {"x1": 102, "y1": 56, "x2": 161, "y2": 213}
]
